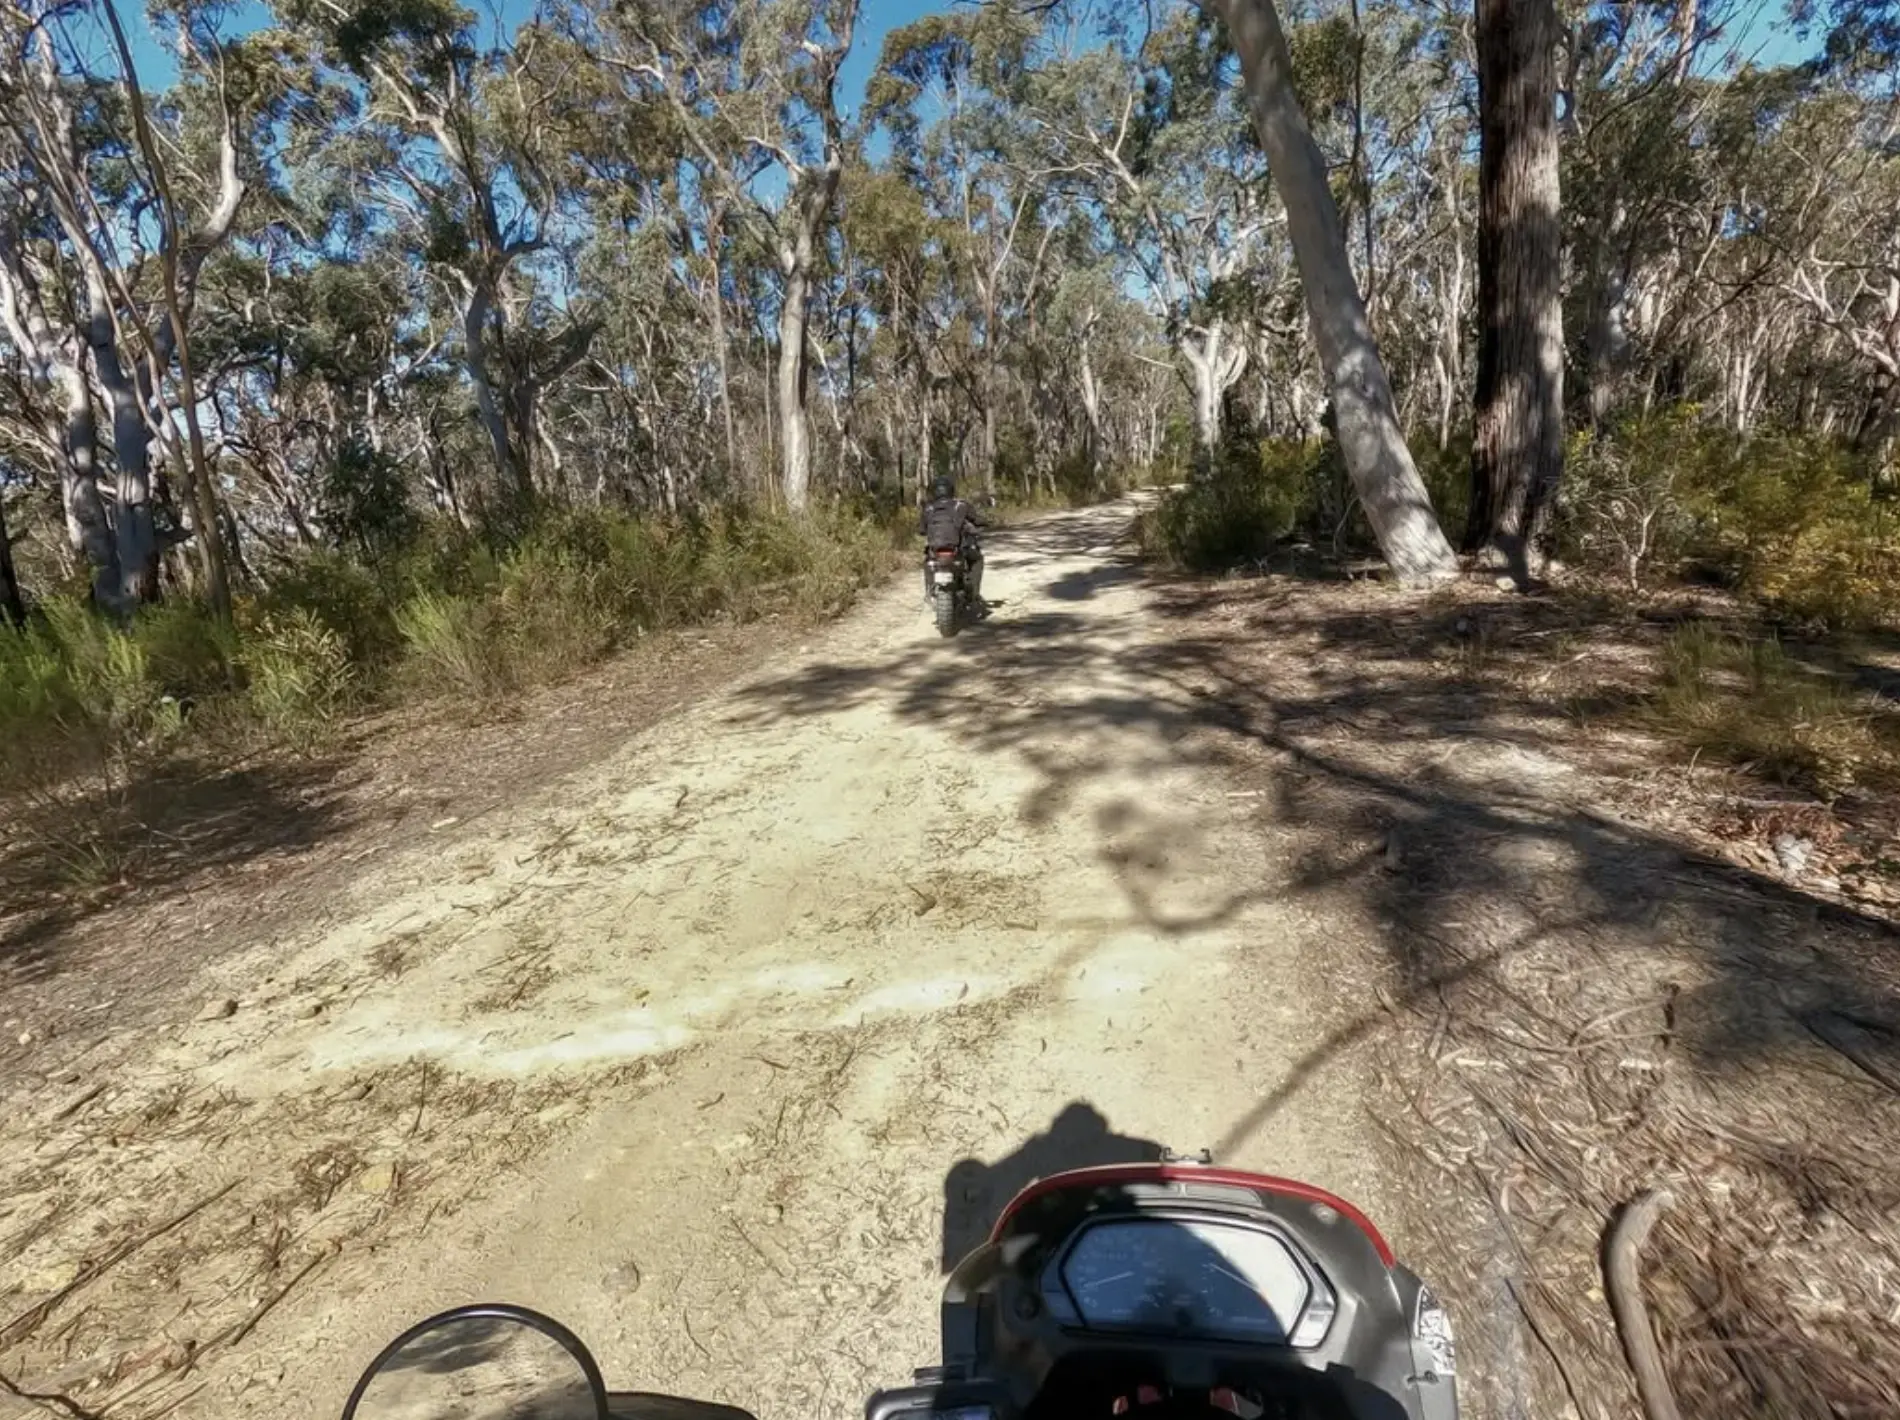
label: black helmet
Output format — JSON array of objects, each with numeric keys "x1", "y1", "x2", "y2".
[{"x1": 931, "y1": 474, "x2": 955, "y2": 501}]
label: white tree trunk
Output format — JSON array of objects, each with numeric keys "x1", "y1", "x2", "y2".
[
  {"x1": 1183, "y1": 320, "x2": 1250, "y2": 454},
  {"x1": 777, "y1": 262, "x2": 814, "y2": 513},
  {"x1": 461, "y1": 282, "x2": 524, "y2": 500},
  {"x1": 1079, "y1": 322, "x2": 1106, "y2": 483},
  {"x1": 1201, "y1": 0, "x2": 1458, "y2": 584}
]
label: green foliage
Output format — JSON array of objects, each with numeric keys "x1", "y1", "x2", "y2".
[
  {"x1": 135, "y1": 602, "x2": 241, "y2": 699},
  {"x1": 241, "y1": 608, "x2": 356, "y2": 742},
  {"x1": 393, "y1": 590, "x2": 509, "y2": 698},
  {"x1": 1136, "y1": 437, "x2": 1341, "y2": 569},
  {"x1": 0, "y1": 600, "x2": 187, "y2": 791},
  {"x1": 1650, "y1": 625, "x2": 1897, "y2": 799},
  {"x1": 1561, "y1": 410, "x2": 1900, "y2": 628},
  {"x1": 255, "y1": 551, "x2": 401, "y2": 668},
  {"x1": 2, "y1": 503, "x2": 897, "y2": 798},
  {"x1": 320, "y1": 438, "x2": 421, "y2": 557},
  {"x1": 1691, "y1": 437, "x2": 1900, "y2": 630}
]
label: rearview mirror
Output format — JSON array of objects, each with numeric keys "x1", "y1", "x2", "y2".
[{"x1": 342, "y1": 1305, "x2": 608, "y2": 1420}]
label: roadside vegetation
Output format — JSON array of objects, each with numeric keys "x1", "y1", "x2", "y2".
[{"x1": 0, "y1": 506, "x2": 902, "y2": 789}]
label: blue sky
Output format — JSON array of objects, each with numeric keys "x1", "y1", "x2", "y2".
[
  {"x1": 122, "y1": 0, "x2": 952, "y2": 106},
  {"x1": 121, "y1": 0, "x2": 1817, "y2": 93}
]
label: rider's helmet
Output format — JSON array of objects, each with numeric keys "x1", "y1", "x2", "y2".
[{"x1": 931, "y1": 474, "x2": 955, "y2": 501}]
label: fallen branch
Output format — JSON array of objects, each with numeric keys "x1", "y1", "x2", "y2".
[
  {"x1": 0, "y1": 1368, "x2": 104, "y2": 1420},
  {"x1": 1605, "y1": 1188, "x2": 1682, "y2": 1420}
]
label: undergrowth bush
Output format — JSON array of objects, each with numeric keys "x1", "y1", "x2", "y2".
[
  {"x1": 242, "y1": 608, "x2": 356, "y2": 742},
  {"x1": 1564, "y1": 409, "x2": 1900, "y2": 628},
  {"x1": 1, "y1": 501, "x2": 899, "y2": 793},
  {"x1": 1137, "y1": 437, "x2": 1338, "y2": 569},
  {"x1": 1649, "y1": 625, "x2": 1897, "y2": 799}
]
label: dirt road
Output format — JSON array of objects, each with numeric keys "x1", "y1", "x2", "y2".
[{"x1": 1, "y1": 503, "x2": 1390, "y2": 1420}]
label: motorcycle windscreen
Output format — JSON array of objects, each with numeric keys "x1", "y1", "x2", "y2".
[{"x1": 1054, "y1": 1218, "x2": 1315, "y2": 1345}]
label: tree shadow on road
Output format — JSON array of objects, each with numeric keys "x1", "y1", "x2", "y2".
[
  {"x1": 736, "y1": 504, "x2": 1900, "y2": 1417},
  {"x1": 941, "y1": 1101, "x2": 1164, "y2": 1272},
  {"x1": 0, "y1": 754, "x2": 359, "y2": 993}
]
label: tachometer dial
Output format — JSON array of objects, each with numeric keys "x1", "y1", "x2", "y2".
[{"x1": 1056, "y1": 1218, "x2": 1313, "y2": 1344}]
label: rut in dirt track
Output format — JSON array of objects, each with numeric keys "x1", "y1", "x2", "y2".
[{"x1": 0, "y1": 503, "x2": 1390, "y2": 1420}]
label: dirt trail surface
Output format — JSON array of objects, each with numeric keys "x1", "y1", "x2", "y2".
[{"x1": 2, "y1": 504, "x2": 1390, "y2": 1420}]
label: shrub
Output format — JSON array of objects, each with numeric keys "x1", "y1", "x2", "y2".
[
  {"x1": 494, "y1": 527, "x2": 617, "y2": 677},
  {"x1": 134, "y1": 601, "x2": 240, "y2": 700},
  {"x1": 2, "y1": 500, "x2": 899, "y2": 800},
  {"x1": 1561, "y1": 410, "x2": 1900, "y2": 628},
  {"x1": 393, "y1": 589, "x2": 510, "y2": 699},
  {"x1": 258, "y1": 551, "x2": 401, "y2": 668},
  {"x1": 1137, "y1": 438, "x2": 1331, "y2": 569},
  {"x1": 1690, "y1": 436, "x2": 1900, "y2": 629},
  {"x1": 1559, "y1": 410, "x2": 1705, "y2": 588},
  {"x1": 0, "y1": 599, "x2": 186, "y2": 792},
  {"x1": 241, "y1": 608, "x2": 355, "y2": 742}
]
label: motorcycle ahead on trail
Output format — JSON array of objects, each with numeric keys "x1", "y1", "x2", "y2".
[
  {"x1": 340, "y1": 1156, "x2": 1457, "y2": 1420},
  {"x1": 925, "y1": 541, "x2": 978, "y2": 638}
]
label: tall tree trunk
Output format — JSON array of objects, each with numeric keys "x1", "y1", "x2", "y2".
[
  {"x1": 710, "y1": 242, "x2": 738, "y2": 483},
  {"x1": 1183, "y1": 321, "x2": 1248, "y2": 455},
  {"x1": 0, "y1": 484, "x2": 24, "y2": 626},
  {"x1": 1436, "y1": 149, "x2": 1467, "y2": 450},
  {"x1": 1583, "y1": 201, "x2": 1633, "y2": 428},
  {"x1": 102, "y1": 0, "x2": 230, "y2": 618},
  {"x1": 1201, "y1": 0, "x2": 1458, "y2": 584},
  {"x1": 461, "y1": 283, "x2": 526, "y2": 503},
  {"x1": 1079, "y1": 320, "x2": 1106, "y2": 487},
  {"x1": 1465, "y1": 0, "x2": 1566, "y2": 586},
  {"x1": 777, "y1": 261, "x2": 815, "y2": 513},
  {"x1": 85, "y1": 293, "x2": 158, "y2": 605},
  {"x1": 55, "y1": 357, "x2": 121, "y2": 607}
]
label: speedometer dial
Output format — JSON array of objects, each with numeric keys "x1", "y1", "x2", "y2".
[{"x1": 1057, "y1": 1218, "x2": 1313, "y2": 1344}]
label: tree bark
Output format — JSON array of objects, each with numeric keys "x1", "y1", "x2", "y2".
[
  {"x1": 0, "y1": 227, "x2": 120, "y2": 607},
  {"x1": 777, "y1": 260, "x2": 816, "y2": 512},
  {"x1": 1200, "y1": 0, "x2": 1458, "y2": 584},
  {"x1": 1078, "y1": 314, "x2": 1106, "y2": 486},
  {"x1": 708, "y1": 227, "x2": 739, "y2": 482},
  {"x1": 1465, "y1": 0, "x2": 1566, "y2": 586},
  {"x1": 0, "y1": 484, "x2": 24, "y2": 626},
  {"x1": 84, "y1": 286, "x2": 158, "y2": 604},
  {"x1": 461, "y1": 281, "x2": 528, "y2": 502},
  {"x1": 1183, "y1": 320, "x2": 1249, "y2": 455},
  {"x1": 60, "y1": 370, "x2": 120, "y2": 601}
]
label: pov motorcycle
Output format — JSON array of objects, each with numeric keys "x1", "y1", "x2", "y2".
[{"x1": 340, "y1": 1157, "x2": 1455, "y2": 1420}]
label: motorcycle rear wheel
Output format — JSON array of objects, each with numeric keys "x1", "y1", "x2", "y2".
[{"x1": 934, "y1": 587, "x2": 959, "y2": 638}]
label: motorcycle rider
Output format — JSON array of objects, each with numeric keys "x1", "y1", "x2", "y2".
[{"x1": 920, "y1": 474, "x2": 989, "y2": 615}]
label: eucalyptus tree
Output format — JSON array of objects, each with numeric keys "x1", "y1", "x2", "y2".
[
  {"x1": 0, "y1": 0, "x2": 292, "y2": 610},
  {"x1": 873, "y1": 11, "x2": 1068, "y2": 495},
  {"x1": 1200, "y1": 0, "x2": 1459, "y2": 583},
  {"x1": 277, "y1": 0, "x2": 603, "y2": 511},
  {"x1": 579, "y1": 0, "x2": 861, "y2": 513},
  {"x1": 986, "y1": 3, "x2": 1273, "y2": 455},
  {"x1": 1466, "y1": 0, "x2": 1564, "y2": 580}
]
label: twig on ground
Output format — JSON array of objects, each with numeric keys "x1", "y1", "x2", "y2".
[
  {"x1": 729, "y1": 1218, "x2": 789, "y2": 1280},
  {"x1": 0, "y1": 1182, "x2": 238, "y2": 1348},
  {"x1": 680, "y1": 1311, "x2": 712, "y2": 1362},
  {"x1": 0, "y1": 1368, "x2": 104, "y2": 1420},
  {"x1": 217, "y1": 1251, "x2": 329, "y2": 1351},
  {"x1": 50, "y1": 1083, "x2": 108, "y2": 1123},
  {"x1": 1604, "y1": 1188, "x2": 1682, "y2": 1420},
  {"x1": 1504, "y1": 1278, "x2": 1605, "y2": 1420}
]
